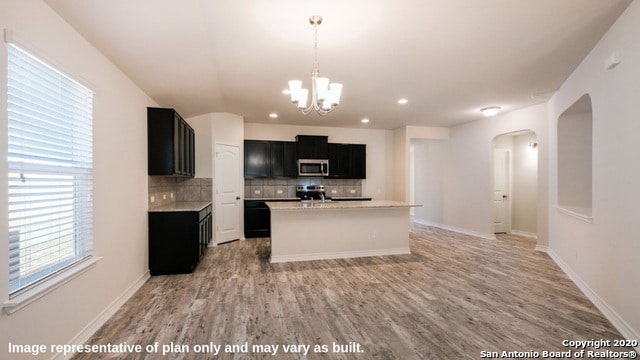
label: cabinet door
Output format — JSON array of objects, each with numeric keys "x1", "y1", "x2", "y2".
[
  {"x1": 244, "y1": 140, "x2": 269, "y2": 178},
  {"x1": 269, "y1": 141, "x2": 285, "y2": 178},
  {"x1": 296, "y1": 135, "x2": 328, "y2": 159},
  {"x1": 283, "y1": 141, "x2": 298, "y2": 178},
  {"x1": 244, "y1": 201, "x2": 270, "y2": 238},
  {"x1": 350, "y1": 144, "x2": 366, "y2": 179},
  {"x1": 327, "y1": 143, "x2": 351, "y2": 178}
]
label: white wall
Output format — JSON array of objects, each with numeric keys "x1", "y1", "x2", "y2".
[
  {"x1": 547, "y1": 0, "x2": 640, "y2": 342},
  {"x1": 411, "y1": 139, "x2": 449, "y2": 223},
  {"x1": 512, "y1": 133, "x2": 538, "y2": 235},
  {"x1": 244, "y1": 123, "x2": 395, "y2": 200},
  {"x1": 188, "y1": 112, "x2": 244, "y2": 244},
  {"x1": 434, "y1": 104, "x2": 548, "y2": 242},
  {"x1": 0, "y1": 1, "x2": 154, "y2": 359}
]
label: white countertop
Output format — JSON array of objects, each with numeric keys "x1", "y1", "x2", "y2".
[
  {"x1": 149, "y1": 201, "x2": 212, "y2": 212},
  {"x1": 266, "y1": 200, "x2": 419, "y2": 211}
]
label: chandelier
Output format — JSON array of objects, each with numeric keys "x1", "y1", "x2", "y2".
[{"x1": 288, "y1": 16, "x2": 343, "y2": 116}]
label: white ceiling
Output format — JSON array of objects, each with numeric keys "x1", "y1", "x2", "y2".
[{"x1": 44, "y1": 0, "x2": 632, "y2": 129}]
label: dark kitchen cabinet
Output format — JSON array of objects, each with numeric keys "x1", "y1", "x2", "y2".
[
  {"x1": 244, "y1": 140, "x2": 269, "y2": 178},
  {"x1": 296, "y1": 135, "x2": 328, "y2": 159},
  {"x1": 244, "y1": 140, "x2": 297, "y2": 179},
  {"x1": 148, "y1": 204, "x2": 212, "y2": 275},
  {"x1": 326, "y1": 143, "x2": 366, "y2": 179},
  {"x1": 148, "y1": 107, "x2": 195, "y2": 177},
  {"x1": 269, "y1": 141, "x2": 298, "y2": 178},
  {"x1": 244, "y1": 200, "x2": 270, "y2": 238},
  {"x1": 350, "y1": 144, "x2": 366, "y2": 179},
  {"x1": 327, "y1": 143, "x2": 351, "y2": 178}
]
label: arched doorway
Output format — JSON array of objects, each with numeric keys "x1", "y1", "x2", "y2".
[{"x1": 492, "y1": 130, "x2": 538, "y2": 239}]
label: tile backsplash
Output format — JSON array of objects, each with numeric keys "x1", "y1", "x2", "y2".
[
  {"x1": 245, "y1": 178, "x2": 363, "y2": 199},
  {"x1": 148, "y1": 177, "x2": 212, "y2": 209}
]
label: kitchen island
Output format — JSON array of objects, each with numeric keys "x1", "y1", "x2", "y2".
[{"x1": 266, "y1": 200, "x2": 419, "y2": 263}]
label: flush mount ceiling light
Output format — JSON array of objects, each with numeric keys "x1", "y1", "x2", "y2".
[
  {"x1": 287, "y1": 16, "x2": 343, "y2": 116},
  {"x1": 397, "y1": 98, "x2": 408, "y2": 105},
  {"x1": 480, "y1": 106, "x2": 501, "y2": 117}
]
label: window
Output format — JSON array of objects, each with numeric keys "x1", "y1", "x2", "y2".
[{"x1": 7, "y1": 42, "x2": 94, "y2": 296}]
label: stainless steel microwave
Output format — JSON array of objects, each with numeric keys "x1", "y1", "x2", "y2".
[{"x1": 298, "y1": 159, "x2": 329, "y2": 177}]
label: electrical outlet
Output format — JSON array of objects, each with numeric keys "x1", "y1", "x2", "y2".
[
  {"x1": 254, "y1": 190, "x2": 261, "y2": 194},
  {"x1": 170, "y1": 193, "x2": 174, "y2": 198},
  {"x1": 163, "y1": 194, "x2": 167, "y2": 200},
  {"x1": 150, "y1": 196, "x2": 155, "y2": 203},
  {"x1": 350, "y1": 189, "x2": 356, "y2": 194},
  {"x1": 277, "y1": 189, "x2": 283, "y2": 194},
  {"x1": 331, "y1": 189, "x2": 337, "y2": 194}
]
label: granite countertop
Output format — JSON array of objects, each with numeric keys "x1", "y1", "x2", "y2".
[
  {"x1": 149, "y1": 201, "x2": 212, "y2": 212},
  {"x1": 266, "y1": 200, "x2": 420, "y2": 211}
]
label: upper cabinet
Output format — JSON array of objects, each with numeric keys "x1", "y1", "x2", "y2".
[
  {"x1": 244, "y1": 140, "x2": 297, "y2": 179},
  {"x1": 148, "y1": 107, "x2": 195, "y2": 177},
  {"x1": 295, "y1": 135, "x2": 328, "y2": 159},
  {"x1": 327, "y1": 143, "x2": 366, "y2": 179}
]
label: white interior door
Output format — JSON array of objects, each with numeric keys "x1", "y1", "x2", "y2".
[
  {"x1": 215, "y1": 143, "x2": 240, "y2": 244},
  {"x1": 493, "y1": 149, "x2": 510, "y2": 233}
]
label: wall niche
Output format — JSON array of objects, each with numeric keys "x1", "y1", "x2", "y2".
[{"x1": 557, "y1": 94, "x2": 593, "y2": 221}]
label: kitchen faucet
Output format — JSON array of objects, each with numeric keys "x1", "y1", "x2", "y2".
[{"x1": 319, "y1": 192, "x2": 325, "y2": 203}]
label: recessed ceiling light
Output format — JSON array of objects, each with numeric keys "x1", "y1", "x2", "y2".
[
  {"x1": 397, "y1": 98, "x2": 408, "y2": 105},
  {"x1": 282, "y1": 89, "x2": 291, "y2": 95},
  {"x1": 480, "y1": 106, "x2": 501, "y2": 117},
  {"x1": 269, "y1": 113, "x2": 278, "y2": 119},
  {"x1": 361, "y1": 118, "x2": 370, "y2": 123}
]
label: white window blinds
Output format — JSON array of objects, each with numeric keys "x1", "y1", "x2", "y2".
[{"x1": 7, "y1": 42, "x2": 94, "y2": 296}]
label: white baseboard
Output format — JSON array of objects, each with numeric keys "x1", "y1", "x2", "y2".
[
  {"x1": 534, "y1": 244, "x2": 548, "y2": 253},
  {"x1": 53, "y1": 271, "x2": 151, "y2": 360},
  {"x1": 412, "y1": 218, "x2": 496, "y2": 240},
  {"x1": 547, "y1": 249, "x2": 640, "y2": 354},
  {"x1": 510, "y1": 229, "x2": 538, "y2": 239},
  {"x1": 270, "y1": 248, "x2": 411, "y2": 263}
]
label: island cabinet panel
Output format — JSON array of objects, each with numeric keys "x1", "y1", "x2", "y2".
[
  {"x1": 296, "y1": 135, "x2": 328, "y2": 159},
  {"x1": 149, "y1": 204, "x2": 212, "y2": 275},
  {"x1": 244, "y1": 140, "x2": 297, "y2": 179},
  {"x1": 326, "y1": 143, "x2": 366, "y2": 179},
  {"x1": 148, "y1": 107, "x2": 195, "y2": 177}
]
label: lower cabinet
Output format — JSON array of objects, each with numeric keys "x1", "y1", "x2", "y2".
[
  {"x1": 244, "y1": 200, "x2": 270, "y2": 238},
  {"x1": 149, "y1": 204, "x2": 212, "y2": 275}
]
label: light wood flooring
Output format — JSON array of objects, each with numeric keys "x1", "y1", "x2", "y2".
[{"x1": 72, "y1": 223, "x2": 631, "y2": 359}]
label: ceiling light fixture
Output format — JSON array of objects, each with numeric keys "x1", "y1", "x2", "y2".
[
  {"x1": 397, "y1": 98, "x2": 408, "y2": 105},
  {"x1": 269, "y1": 113, "x2": 278, "y2": 119},
  {"x1": 361, "y1": 118, "x2": 370, "y2": 124},
  {"x1": 480, "y1": 106, "x2": 501, "y2": 117},
  {"x1": 287, "y1": 16, "x2": 342, "y2": 116}
]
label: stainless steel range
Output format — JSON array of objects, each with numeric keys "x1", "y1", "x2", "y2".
[{"x1": 296, "y1": 185, "x2": 330, "y2": 201}]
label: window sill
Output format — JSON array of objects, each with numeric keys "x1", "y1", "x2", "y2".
[
  {"x1": 3, "y1": 256, "x2": 101, "y2": 315},
  {"x1": 557, "y1": 206, "x2": 593, "y2": 223}
]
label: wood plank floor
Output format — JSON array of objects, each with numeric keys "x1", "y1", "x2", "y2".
[{"x1": 72, "y1": 223, "x2": 633, "y2": 359}]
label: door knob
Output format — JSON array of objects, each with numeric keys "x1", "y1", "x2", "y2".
[
  {"x1": 236, "y1": 196, "x2": 241, "y2": 200},
  {"x1": 502, "y1": 195, "x2": 508, "y2": 199}
]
